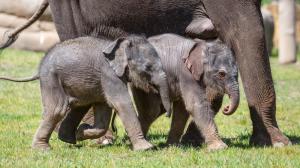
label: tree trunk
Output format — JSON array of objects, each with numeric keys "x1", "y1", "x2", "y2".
[{"x1": 279, "y1": 0, "x2": 297, "y2": 64}]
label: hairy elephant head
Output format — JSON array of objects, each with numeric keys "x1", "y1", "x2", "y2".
[
  {"x1": 103, "y1": 35, "x2": 172, "y2": 116},
  {"x1": 186, "y1": 38, "x2": 239, "y2": 115}
]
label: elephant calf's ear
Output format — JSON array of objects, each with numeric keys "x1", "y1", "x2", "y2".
[
  {"x1": 183, "y1": 40, "x2": 207, "y2": 81},
  {"x1": 103, "y1": 38, "x2": 128, "y2": 77}
]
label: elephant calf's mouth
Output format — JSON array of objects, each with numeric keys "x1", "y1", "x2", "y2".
[{"x1": 206, "y1": 86, "x2": 225, "y2": 102}]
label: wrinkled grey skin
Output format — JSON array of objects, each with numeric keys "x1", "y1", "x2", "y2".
[
  {"x1": 0, "y1": 35, "x2": 172, "y2": 151},
  {"x1": 0, "y1": 0, "x2": 216, "y2": 47},
  {"x1": 0, "y1": 0, "x2": 291, "y2": 147},
  {"x1": 136, "y1": 34, "x2": 239, "y2": 150},
  {"x1": 77, "y1": 34, "x2": 239, "y2": 150}
]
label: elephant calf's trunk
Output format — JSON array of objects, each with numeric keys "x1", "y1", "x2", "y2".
[
  {"x1": 154, "y1": 74, "x2": 172, "y2": 117},
  {"x1": 223, "y1": 83, "x2": 239, "y2": 115}
]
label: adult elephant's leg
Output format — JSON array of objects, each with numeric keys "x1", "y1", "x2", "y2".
[
  {"x1": 201, "y1": 0, "x2": 291, "y2": 146},
  {"x1": 167, "y1": 100, "x2": 189, "y2": 145},
  {"x1": 131, "y1": 87, "x2": 163, "y2": 136},
  {"x1": 182, "y1": 95, "x2": 224, "y2": 145}
]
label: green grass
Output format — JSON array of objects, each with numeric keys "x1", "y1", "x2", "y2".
[
  {"x1": 0, "y1": 49, "x2": 299, "y2": 167},
  {"x1": 262, "y1": 0, "x2": 300, "y2": 5}
]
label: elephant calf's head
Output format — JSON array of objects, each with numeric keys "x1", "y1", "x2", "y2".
[
  {"x1": 103, "y1": 35, "x2": 171, "y2": 115},
  {"x1": 187, "y1": 39, "x2": 239, "y2": 115}
]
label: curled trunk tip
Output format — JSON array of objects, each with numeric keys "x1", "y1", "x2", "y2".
[{"x1": 223, "y1": 84, "x2": 240, "y2": 115}]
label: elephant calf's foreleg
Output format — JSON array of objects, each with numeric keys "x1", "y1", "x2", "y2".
[
  {"x1": 188, "y1": 102, "x2": 227, "y2": 151},
  {"x1": 180, "y1": 68, "x2": 227, "y2": 150},
  {"x1": 102, "y1": 80, "x2": 154, "y2": 151}
]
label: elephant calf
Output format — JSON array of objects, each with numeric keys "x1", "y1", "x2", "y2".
[
  {"x1": 76, "y1": 34, "x2": 240, "y2": 151},
  {"x1": 0, "y1": 35, "x2": 172, "y2": 151},
  {"x1": 135, "y1": 34, "x2": 239, "y2": 150}
]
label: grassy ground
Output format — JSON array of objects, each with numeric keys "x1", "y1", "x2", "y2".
[
  {"x1": 0, "y1": 49, "x2": 299, "y2": 168},
  {"x1": 262, "y1": 0, "x2": 300, "y2": 5}
]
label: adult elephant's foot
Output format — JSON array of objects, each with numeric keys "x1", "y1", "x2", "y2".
[
  {"x1": 250, "y1": 127, "x2": 291, "y2": 147},
  {"x1": 32, "y1": 141, "x2": 51, "y2": 151},
  {"x1": 207, "y1": 140, "x2": 228, "y2": 152},
  {"x1": 132, "y1": 139, "x2": 154, "y2": 151}
]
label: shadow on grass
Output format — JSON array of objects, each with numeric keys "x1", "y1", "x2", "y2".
[
  {"x1": 287, "y1": 135, "x2": 300, "y2": 145},
  {"x1": 149, "y1": 133, "x2": 300, "y2": 150},
  {"x1": 148, "y1": 133, "x2": 253, "y2": 150},
  {"x1": 223, "y1": 134, "x2": 251, "y2": 149},
  {"x1": 69, "y1": 133, "x2": 300, "y2": 150}
]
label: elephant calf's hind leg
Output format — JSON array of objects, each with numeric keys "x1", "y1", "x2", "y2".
[
  {"x1": 167, "y1": 100, "x2": 189, "y2": 145},
  {"x1": 32, "y1": 82, "x2": 69, "y2": 150},
  {"x1": 76, "y1": 104, "x2": 112, "y2": 141},
  {"x1": 58, "y1": 105, "x2": 91, "y2": 144}
]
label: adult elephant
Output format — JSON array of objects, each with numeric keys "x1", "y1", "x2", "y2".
[{"x1": 0, "y1": 0, "x2": 291, "y2": 146}]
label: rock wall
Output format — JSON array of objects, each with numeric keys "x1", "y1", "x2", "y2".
[{"x1": 0, "y1": 0, "x2": 58, "y2": 51}]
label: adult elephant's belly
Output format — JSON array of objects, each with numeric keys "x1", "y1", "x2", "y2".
[{"x1": 50, "y1": 0, "x2": 198, "y2": 40}]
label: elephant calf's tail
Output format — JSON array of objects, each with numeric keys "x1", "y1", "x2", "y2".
[{"x1": 0, "y1": 74, "x2": 39, "y2": 82}]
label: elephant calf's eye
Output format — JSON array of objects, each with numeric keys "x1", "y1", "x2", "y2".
[{"x1": 217, "y1": 70, "x2": 226, "y2": 80}]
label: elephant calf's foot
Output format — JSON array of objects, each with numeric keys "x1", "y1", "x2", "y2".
[
  {"x1": 58, "y1": 129, "x2": 76, "y2": 144},
  {"x1": 132, "y1": 139, "x2": 154, "y2": 151},
  {"x1": 95, "y1": 136, "x2": 114, "y2": 145},
  {"x1": 95, "y1": 131, "x2": 115, "y2": 145},
  {"x1": 206, "y1": 140, "x2": 228, "y2": 152},
  {"x1": 32, "y1": 141, "x2": 51, "y2": 151},
  {"x1": 76, "y1": 123, "x2": 106, "y2": 141}
]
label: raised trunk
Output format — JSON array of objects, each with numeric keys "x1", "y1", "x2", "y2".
[
  {"x1": 202, "y1": 0, "x2": 291, "y2": 146},
  {"x1": 223, "y1": 81, "x2": 240, "y2": 115}
]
